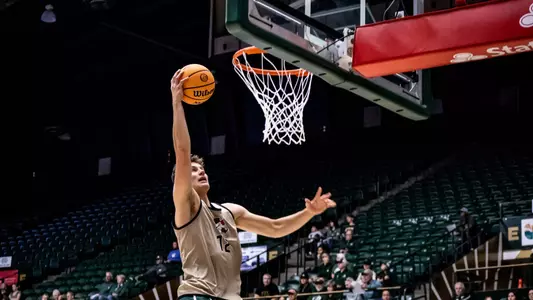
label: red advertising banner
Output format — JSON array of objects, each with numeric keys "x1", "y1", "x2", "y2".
[
  {"x1": 0, "y1": 270, "x2": 19, "y2": 285},
  {"x1": 352, "y1": 0, "x2": 533, "y2": 77}
]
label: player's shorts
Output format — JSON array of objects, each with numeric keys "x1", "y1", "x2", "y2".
[{"x1": 178, "y1": 295, "x2": 227, "y2": 300}]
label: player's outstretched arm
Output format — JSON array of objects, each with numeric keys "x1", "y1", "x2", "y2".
[
  {"x1": 223, "y1": 187, "x2": 335, "y2": 238},
  {"x1": 170, "y1": 70, "x2": 199, "y2": 227}
]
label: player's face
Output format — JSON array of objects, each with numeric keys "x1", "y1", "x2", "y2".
[{"x1": 191, "y1": 162, "x2": 210, "y2": 194}]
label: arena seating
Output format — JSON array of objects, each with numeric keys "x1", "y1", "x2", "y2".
[
  {"x1": 311, "y1": 149, "x2": 532, "y2": 287},
  {"x1": 22, "y1": 226, "x2": 182, "y2": 300},
  {"x1": 12, "y1": 146, "x2": 532, "y2": 299},
  {"x1": 11, "y1": 155, "x2": 430, "y2": 299}
]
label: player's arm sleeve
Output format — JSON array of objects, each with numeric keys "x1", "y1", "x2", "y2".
[
  {"x1": 172, "y1": 98, "x2": 199, "y2": 227},
  {"x1": 222, "y1": 203, "x2": 314, "y2": 238}
]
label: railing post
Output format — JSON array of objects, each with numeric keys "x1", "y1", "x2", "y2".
[
  {"x1": 303, "y1": 242, "x2": 307, "y2": 271},
  {"x1": 296, "y1": 238, "x2": 301, "y2": 276},
  {"x1": 285, "y1": 237, "x2": 289, "y2": 283},
  {"x1": 277, "y1": 250, "x2": 281, "y2": 285},
  {"x1": 255, "y1": 252, "x2": 260, "y2": 284}
]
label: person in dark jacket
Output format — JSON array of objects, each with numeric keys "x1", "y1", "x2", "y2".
[
  {"x1": 136, "y1": 256, "x2": 168, "y2": 287},
  {"x1": 298, "y1": 273, "x2": 316, "y2": 300},
  {"x1": 90, "y1": 272, "x2": 114, "y2": 300},
  {"x1": 376, "y1": 262, "x2": 395, "y2": 287},
  {"x1": 459, "y1": 208, "x2": 477, "y2": 253},
  {"x1": 453, "y1": 282, "x2": 470, "y2": 300},
  {"x1": 111, "y1": 275, "x2": 129, "y2": 300}
]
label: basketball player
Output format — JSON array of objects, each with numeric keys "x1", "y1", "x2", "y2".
[{"x1": 170, "y1": 69, "x2": 336, "y2": 300}]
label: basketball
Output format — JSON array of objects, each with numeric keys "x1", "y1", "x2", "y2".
[{"x1": 181, "y1": 64, "x2": 215, "y2": 105}]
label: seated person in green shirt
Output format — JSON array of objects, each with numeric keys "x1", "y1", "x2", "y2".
[
  {"x1": 339, "y1": 229, "x2": 357, "y2": 253},
  {"x1": 110, "y1": 275, "x2": 129, "y2": 300},
  {"x1": 332, "y1": 254, "x2": 354, "y2": 289},
  {"x1": 90, "y1": 272, "x2": 115, "y2": 300},
  {"x1": 312, "y1": 253, "x2": 334, "y2": 279}
]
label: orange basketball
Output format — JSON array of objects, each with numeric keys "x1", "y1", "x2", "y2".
[{"x1": 181, "y1": 64, "x2": 215, "y2": 105}]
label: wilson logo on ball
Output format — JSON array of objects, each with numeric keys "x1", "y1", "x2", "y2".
[
  {"x1": 200, "y1": 74, "x2": 209, "y2": 82},
  {"x1": 194, "y1": 89, "x2": 214, "y2": 97}
]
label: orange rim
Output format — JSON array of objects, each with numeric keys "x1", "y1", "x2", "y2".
[{"x1": 232, "y1": 46, "x2": 311, "y2": 77}]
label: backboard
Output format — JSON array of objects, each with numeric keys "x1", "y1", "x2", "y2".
[{"x1": 225, "y1": 0, "x2": 434, "y2": 120}]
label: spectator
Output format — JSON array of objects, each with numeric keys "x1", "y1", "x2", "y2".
[
  {"x1": 340, "y1": 229, "x2": 357, "y2": 253},
  {"x1": 281, "y1": 288, "x2": 297, "y2": 300},
  {"x1": 354, "y1": 269, "x2": 381, "y2": 300},
  {"x1": 380, "y1": 290, "x2": 390, "y2": 300},
  {"x1": 1, "y1": 289, "x2": 8, "y2": 300},
  {"x1": 307, "y1": 226, "x2": 323, "y2": 256},
  {"x1": 111, "y1": 275, "x2": 129, "y2": 300},
  {"x1": 333, "y1": 255, "x2": 353, "y2": 289},
  {"x1": 356, "y1": 261, "x2": 376, "y2": 282},
  {"x1": 90, "y1": 272, "x2": 114, "y2": 300},
  {"x1": 313, "y1": 277, "x2": 326, "y2": 294},
  {"x1": 459, "y1": 208, "x2": 477, "y2": 252},
  {"x1": 528, "y1": 289, "x2": 533, "y2": 300},
  {"x1": 254, "y1": 273, "x2": 279, "y2": 300},
  {"x1": 343, "y1": 278, "x2": 356, "y2": 300},
  {"x1": 51, "y1": 290, "x2": 60, "y2": 300},
  {"x1": 316, "y1": 246, "x2": 327, "y2": 261},
  {"x1": 298, "y1": 273, "x2": 316, "y2": 300},
  {"x1": 507, "y1": 291, "x2": 516, "y2": 300},
  {"x1": 41, "y1": 294, "x2": 49, "y2": 300},
  {"x1": 66, "y1": 292, "x2": 74, "y2": 300},
  {"x1": 322, "y1": 221, "x2": 334, "y2": 236},
  {"x1": 167, "y1": 242, "x2": 181, "y2": 263},
  {"x1": 326, "y1": 221, "x2": 339, "y2": 237},
  {"x1": 8, "y1": 284, "x2": 20, "y2": 300},
  {"x1": 453, "y1": 282, "x2": 469, "y2": 300},
  {"x1": 376, "y1": 262, "x2": 394, "y2": 286},
  {"x1": 322, "y1": 282, "x2": 341, "y2": 300},
  {"x1": 309, "y1": 226, "x2": 323, "y2": 242},
  {"x1": 314, "y1": 253, "x2": 334, "y2": 279},
  {"x1": 136, "y1": 256, "x2": 168, "y2": 287},
  {"x1": 342, "y1": 215, "x2": 355, "y2": 232},
  {"x1": 484, "y1": 297, "x2": 492, "y2": 300}
]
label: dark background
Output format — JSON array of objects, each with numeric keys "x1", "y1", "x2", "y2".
[{"x1": 7, "y1": 0, "x2": 533, "y2": 221}]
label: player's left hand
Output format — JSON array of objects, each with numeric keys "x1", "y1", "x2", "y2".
[{"x1": 304, "y1": 187, "x2": 336, "y2": 215}]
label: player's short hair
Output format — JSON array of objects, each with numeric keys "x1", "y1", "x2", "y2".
[
  {"x1": 171, "y1": 154, "x2": 205, "y2": 182},
  {"x1": 190, "y1": 154, "x2": 204, "y2": 167}
]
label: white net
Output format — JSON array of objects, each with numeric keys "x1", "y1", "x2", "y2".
[{"x1": 233, "y1": 50, "x2": 313, "y2": 145}]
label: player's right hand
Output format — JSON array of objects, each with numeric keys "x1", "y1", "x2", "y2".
[{"x1": 170, "y1": 69, "x2": 188, "y2": 105}]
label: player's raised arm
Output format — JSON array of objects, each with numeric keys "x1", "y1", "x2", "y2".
[
  {"x1": 170, "y1": 70, "x2": 199, "y2": 227},
  {"x1": 223, "y1": 187, "x2": 336, "y2": 238}
]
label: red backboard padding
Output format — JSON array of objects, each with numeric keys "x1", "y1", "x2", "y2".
[{"x1": 352, "y1": 0, "x2": 533, "y2": 77}]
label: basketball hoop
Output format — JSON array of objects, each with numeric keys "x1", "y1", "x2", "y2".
[{"x1": 232, "y1": 46, "x2": 313, "y2": 145}]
